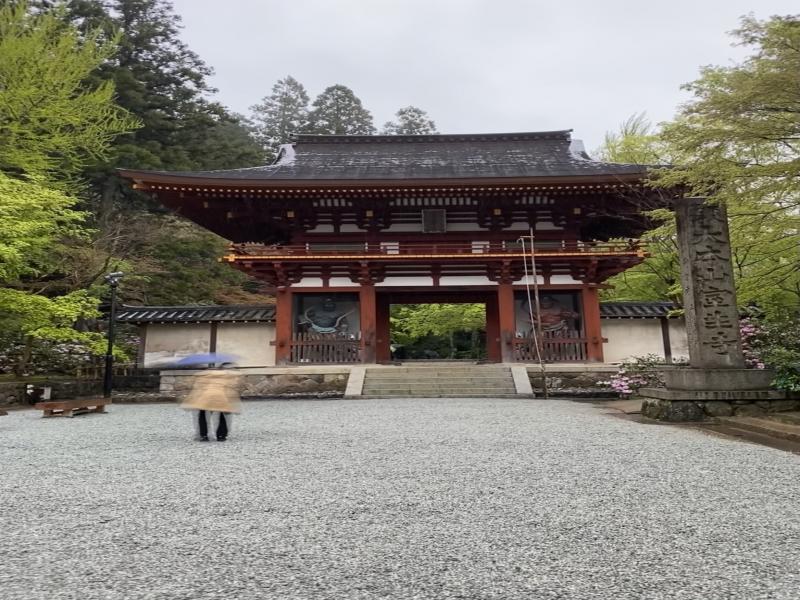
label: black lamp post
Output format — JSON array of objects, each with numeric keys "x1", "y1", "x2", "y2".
[{"x1": 103, "y1": 272, "x2": 124, "y2": 398}]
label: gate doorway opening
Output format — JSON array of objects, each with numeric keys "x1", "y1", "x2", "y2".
[{"x1": 389, "y1": 303, "x2": 487, "y2": 361}]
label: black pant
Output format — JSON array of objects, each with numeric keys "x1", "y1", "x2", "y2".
[{"x1": 198, "y1": 411, "x2": 228, "y2": 440}]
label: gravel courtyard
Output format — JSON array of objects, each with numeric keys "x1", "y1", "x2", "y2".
[{"x1": 1, "y1": 399, "x2": 799, "y2": 600}]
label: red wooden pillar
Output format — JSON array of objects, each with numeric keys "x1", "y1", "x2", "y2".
[
  {"x1": 581, "y1": 285, "x2": 604, "y2": 362},
  {"x1": 498, "y1": 282, "x2": 516, "y2": 363},
  {"x1": 375, "y1": 294, "x2": 391, "y2": 363},
  {"x1": 275, "y1": 288, "x2": 293, "y2": 365},
  {"x1": 359, "y1": 283, "x2": 377, "y2": 363},
  {"x1": 485, "y1": 294, "x2": 500, "y2": 363}
]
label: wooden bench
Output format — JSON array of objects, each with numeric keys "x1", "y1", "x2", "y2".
[{"x1": 35, "y1": 399, "x2": 111, "y2": 418}]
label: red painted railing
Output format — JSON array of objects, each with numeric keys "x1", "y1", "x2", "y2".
[{"x1": 228, "y1": 240, "x2": 644, "y2": 259}]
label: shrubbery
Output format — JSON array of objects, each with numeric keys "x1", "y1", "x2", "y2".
[
  {"x1": 598, "y1": 354, "x2": 674, "y2": 397},
  {"x1": 745, "y1": 311, "x2": 800, "y2": 392},
  {"x1": 600, "y1": 313, "x2": 800, "y2": 396}
]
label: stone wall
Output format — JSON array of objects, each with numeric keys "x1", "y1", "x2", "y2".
[
  {"x1": 642, "y1": 397, "x2": 800, "y2": 421},
  {"x1": 0, "y1": 373, "x2": 159, "y2": 407},
  {"x1": 527, "y1": 367, "x2": 618, "y2": 397},
  {"x1": 160, "y1": 369, "x2": 349, "y2": 399}
]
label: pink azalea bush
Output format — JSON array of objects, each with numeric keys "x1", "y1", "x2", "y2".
[
  {"x1": 739, "y1": 317, "x2": 766, "y2": 369},
  {"x1": 597, "y1": 354, "x2": 670, "y2": 398}
]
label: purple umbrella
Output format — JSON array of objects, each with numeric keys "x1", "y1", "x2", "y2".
[{"x1": 173, "y1": 353, "x2": 240, "y2": 367}]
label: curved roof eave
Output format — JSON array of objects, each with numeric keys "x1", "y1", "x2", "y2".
[{"x1": 117, "y1": 169, "x2": 651, "y2": 189}]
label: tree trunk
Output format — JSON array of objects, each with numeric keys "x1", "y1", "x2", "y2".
[
  {"x1": 16, "y1": 336, "x2": 33, "y2": 376},
  {"x1": 448, "y1": 331, "x2": 455, "y2": 358}
]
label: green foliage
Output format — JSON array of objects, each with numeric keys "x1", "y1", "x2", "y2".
[
  {"x1": 0, "y1": 1, "x2": 139, "y2": 373},
  {"x1": 658, "y1": 15, "x2": 800, "y2": 204},
  {"x1": 382, "y1": 106, "x2": 438, "y2": 135},
  {"x1": 0, "y1": 288, "x2": 105, "y2": 363},
  {"x1": 41, "y1": 0, "x2": 265, "y2": 304},
  {"x1": 599, "y1": 354, "x2": 675, "y2": 397},
  {"x1": 0, "y1": 1, "x2": 138, "y2": 185},
  {"x1": 595, "y1": 113, "x2": 668, "y2": 165},
  {"x1": 0, "y1": 173, "x2": 88, "y2": 281},
  {"x1": 250, "y1": 76, "x2": 310, "y2": 160},
  {"x1": 392, "y1": 304, "x2": 485, "y2": 339},
  {"x1": 308, "y1": 84, "x2": 376, "y2": 135},
  {"x1": 136, "y1": 218, "x2": 266, "y2": 305},
  {"x1": 598, "y1": 17, "x2": 800, "y2": 316},
  {"x1": 391, "y1": 304, "x2": 485, "y2": 359},
  {"x1": 655, "y1": 15, "x2": 800, "y2": 314},
  {"x1": 748, "y1": 311, "x2": 800, "y2": 391}
]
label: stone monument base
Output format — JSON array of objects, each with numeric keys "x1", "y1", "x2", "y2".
[{"x1": 640, "y1": 368, "x2": 797, "y2": 422}]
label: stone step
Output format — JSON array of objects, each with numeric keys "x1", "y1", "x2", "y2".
[
  {"x1": 363, "y1": 379, "x2": 517, "y2": 386},
  {"x1": 362, "y1": 387, "x2": 517, "y2": 393},
  {"x1": 366, "y1": 367, "x2": 511, "y2": 375},
  {"x1": 765, "y1": 411, "x2": 800, "y2": 426},
  {"x1": 357, "y1": 394, "x2": 528, "y2": 399},
  {"x1": 363, "y1": 381, "x2": 517, "y2": 391},
  {"x1": 717, "y1": 417, "x2": 800, "y2": 443},
  {"x1": 359, "y1": 364, "x2": 518, "y2": 398}
]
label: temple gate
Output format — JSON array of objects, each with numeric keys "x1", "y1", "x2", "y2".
[{"x1": 120, "y1": 131, "x2": 663, "y2": 365}]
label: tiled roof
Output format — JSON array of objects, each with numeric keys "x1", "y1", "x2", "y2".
[
  {"x1": 119, "y1": 131, "x2": 651, "y2": 183},
  {"x1": 600, "y1": 301, "x2": 677, "y2": 318},
  {"x1": 116, "y1": 305, "x2": 275, "y2": 324}
]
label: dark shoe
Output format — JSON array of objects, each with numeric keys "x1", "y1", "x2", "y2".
[
  {"x1": 199, "y1": 436, "x2": 209, "y2": 442},
  {"x1": 216, "y1": 437, "x2": 227, "y2": 442}
]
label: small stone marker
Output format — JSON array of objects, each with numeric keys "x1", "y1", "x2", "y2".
[{"x1": 640, "y1": 198, "x2": 793, "y2": 421}]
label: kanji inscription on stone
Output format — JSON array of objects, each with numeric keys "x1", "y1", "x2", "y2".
[{"x1": 675, "y1": 198, "x2": 745, "y2": 368}]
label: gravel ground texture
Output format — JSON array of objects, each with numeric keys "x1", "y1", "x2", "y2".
[{"x1": 1, "y1": 398, "x2": 799, "y2": 600}]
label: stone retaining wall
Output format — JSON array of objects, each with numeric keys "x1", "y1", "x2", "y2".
[
  {"x1": 642, "y1": 397, "x2": 800, "y2": 421},
  {"x1": 160, "y1": 369, "x2": 349, "y2": 399},
  {"x1": 527, "y1": 367, "x2": 618, "y2": 398},
  {"x1": 0, "y1": 374, "x2": 160, "y2": 407}
]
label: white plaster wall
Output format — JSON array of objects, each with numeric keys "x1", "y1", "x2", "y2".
[
  {"x1": 376, "y1": 276, "x2": 435, "y2": 287},
  {"x1": 445, "y1": 223, "x2": 488, "y2": 231},
  {"x1": 143, "y1": 323, "x2": 210, "y2": 367},
  {"x1": 384, "y1": 223, "x2": 423, "y2": 232},
  {"x1": 340, "y1": 224, "x2": 365, "y2": 232},
  {"x1": 550, "y1": 275, "x2": 581, "y2": 284},
  {"x1": 306, "y1": 224, "x2": 334, "y2": 233},
  {"x1": 327, "y1": 277, "x2": 359, "y2": 287},
  {"x1": 535, "y1": 221, "x2": 563, "y2": 231},
  {"x1": 292, "y1": 277, "x2": 324, "y2": 288},
  {"x1": 602, "y1": 319, "x2": 664, "y2": 363},
  {"x1": 438, "y1": 276, "x2": 497, "y2": 286},
  {"x1": 506, "y1": 222, "x2": 532, "y2": 231},
  {"x1": 216, "y1": 323, "x2": 275, "y2": 367},
  {"x1": 517, "y1": 274, "x2": 544, "y2": 285},
  {"x1": 668, "y1": 318, "x2": 689, "y2": 362}
]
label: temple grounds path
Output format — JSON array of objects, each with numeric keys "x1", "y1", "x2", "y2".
[{"x1": 1, "y1": 399, "x2": 798, "y2": 600}]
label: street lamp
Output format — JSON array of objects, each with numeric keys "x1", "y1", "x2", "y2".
[{"x1": 103, "y1": 271, "x2": 124, "y2": 398}]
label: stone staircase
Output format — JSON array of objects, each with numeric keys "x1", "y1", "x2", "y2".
[{"x1": 359, "y1": 363, "x2": 522, "y2": 398}]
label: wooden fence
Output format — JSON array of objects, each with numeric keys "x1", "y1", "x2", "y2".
[
  {"x1": 513, "y1": 330, "x2": 589, "y2": 363},
  {"x1": 289, "y1": 332, "x2": 362, "y2": 364}
]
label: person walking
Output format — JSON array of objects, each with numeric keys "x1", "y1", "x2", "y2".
[{"x1": 180, "y1": 365, "x2": 242, "y2": 441}]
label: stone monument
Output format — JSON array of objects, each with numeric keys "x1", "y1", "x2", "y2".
[{"x1": 640, "y1": 198, "x2": 793, "y2": 421}]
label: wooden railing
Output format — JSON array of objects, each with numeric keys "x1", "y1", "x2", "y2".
[
  {"x1": 229, "y1": 240, "x2": 644, "y2": 259},
  {"x1": 512, "y1": 330, "x2": 589, "y2": 363},
  {"x1": 290, "y1": 332, "x2": 362, "y2": 364}
]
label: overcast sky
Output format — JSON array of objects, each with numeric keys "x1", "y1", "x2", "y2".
[{"x1": 170, "y1": 0, "x2": 797, "y2": 151}]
